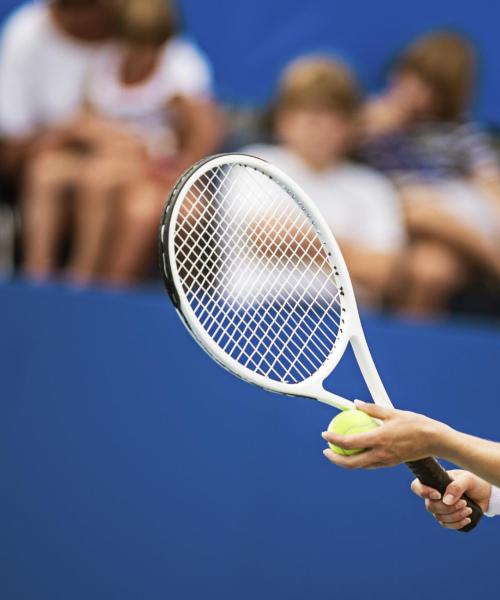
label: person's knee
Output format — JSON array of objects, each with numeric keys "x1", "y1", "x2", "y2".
[
  {"x1": 25, "y1": 150, "x2": 79, "y2": 191},
  {"x1": 120, "y1": 188, "x2": 162, "y2": 237}
]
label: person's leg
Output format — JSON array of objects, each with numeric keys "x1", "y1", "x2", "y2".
[
  {"x1": 65, "y1": 143, "x2": 148, "y2": 284},
  {"x1": 400, "y1": 239, "x2": 467, "y2": 316},
  {"x1": 65, "y1": 157, "x2": 120, "y2": 285},
  {"x1": 22, "y1": 150, "x2": 78, "y2": 279},
  {"x1": 100, "y1": 180, "x2": 165, "y2": 286}
]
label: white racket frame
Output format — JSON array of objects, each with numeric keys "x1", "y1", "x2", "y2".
[{"x1": 163, "y1": 154, "x2": 394, "y2": 413}]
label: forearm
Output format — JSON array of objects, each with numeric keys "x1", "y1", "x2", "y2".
[
  {"x1": 433, "y1": 426, "x2": 500, "y2": 488},
  {"x1": 404, "y1": 195, "x2": 500, "y2": 274}
]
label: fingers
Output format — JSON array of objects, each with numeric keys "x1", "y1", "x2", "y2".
[
  {"x1": 321, "y1": 429, "x2": 379, "y2": 451},
  {"x1": 412, "y1": 471, "x2": 473, "y2": 530},
  {"x1": 411, "y1": 471, "x2": 474, "y2": 505},
  {"x1": 322, "y1": 448, "x2": 385, "y2": 469},
  {"x1": 410, "y1": 478, "x2": 442, "y2": 501},
  {"x1": 425, "y1": 497, "x2": 467, "y2": 516},
  {"x1": 437, "y1": 517, "x2": 471, "y2": 530},
  {"x1": 442, "y1": 473, "x2": 472, "y2": 506},
  {"x1": 428, "y1": 502, "x2": 472, "y2": 524},
  {"x1": 354, "y1": 400, "x2": 394, "y2": 420},
  {"x1": 429, "y1": 502, "x2": 472, "y2": 530}
]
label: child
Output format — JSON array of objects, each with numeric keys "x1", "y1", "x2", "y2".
[
  {"x1": 243, "y1": 56, "x2": 405, "y2": 305},
  {"x1": 360, "y1": 32, "x2": 500, "y2": 315},
  {"x1": 22, "y1": 0, "x2": 222, "y2": 285}
]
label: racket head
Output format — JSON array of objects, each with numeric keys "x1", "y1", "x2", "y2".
[{"x1": 159, "y1": 153, "x2": 362, "y2": 398}]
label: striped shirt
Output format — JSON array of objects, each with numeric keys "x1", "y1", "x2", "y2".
[{"x1": 359, "y1": 121, "x2": 499, "y2": 184}]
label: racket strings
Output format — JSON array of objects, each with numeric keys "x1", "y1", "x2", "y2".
[
  {"x1": 177, "y1": 171, "x2": 332, "y2": 379},
  {"x1": 173, "y1": 164, "x2": 343, "y2": 383},
  {"x1": 177, "y1": 169, "x2": 342, "y2": 378},
  {"x1": 182, "y1": 166, "x2": 339, "y2": 349},
  {"x1": 178, "y1": 168, "x2": 340, "y2": 325},
  {"x1": 174, "y1": 165, "x2": 342, "y2": 380}
]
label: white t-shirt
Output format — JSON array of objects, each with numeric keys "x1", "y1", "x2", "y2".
[
  {"x1": 0, "y1": 1, "x2": 104, "y2": 137},
  {"x1": 486, "y1": 485, "x2": 500, "y2": 517},
  {"x1": 86, "y1": 37, "x2": 213, "y2": 155},
  {"x1": 242, "y1": 144, "x2": 405, "y2": 254}
]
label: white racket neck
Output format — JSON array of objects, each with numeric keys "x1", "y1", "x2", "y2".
[
  {"x1": 291, "y1": 379, "x2": 355, "y2": 411},
  {"x1": 350, "y1": 326, "x2": 393, "y2": 408}
]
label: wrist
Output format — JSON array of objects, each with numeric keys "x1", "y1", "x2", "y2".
[{"x1": 426, "y1": 420, "x2": 456, "y2": 459}]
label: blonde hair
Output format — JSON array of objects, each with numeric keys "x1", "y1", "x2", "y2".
[
  {"x1": 117, "y1": 0, "x2": 176, "y2": 46},
  {"x1": 275, "y1": 57, "x2": 361, "y2": 118},
  {"x1": 395, "y1": 31, "x2": 476, "y2": 120}
]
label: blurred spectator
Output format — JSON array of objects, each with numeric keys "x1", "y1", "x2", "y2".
[
  {"x1": 20, "y1": 0, "x2": 222, "y2": 284},
  {"x1": 359, "y1": 32, "x2": 500, "y2": 316},
  {"x1": 0, "y1": 0, "x2": 117, "y2": 174},
  {"x1": 243, "y1": 57, "x2": 405, "y2": 305}
]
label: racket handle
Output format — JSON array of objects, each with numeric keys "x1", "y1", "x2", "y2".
[{"x1": 405, "y1": 457, "x2": 483, "y2": 532}]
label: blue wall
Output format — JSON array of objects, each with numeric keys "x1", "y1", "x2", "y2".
[
  {"x1": 1, "y1": 282, "x2": 499, "y2": 599},
  {"x1": 2, "y1": 0, "x2": 500, "y2": 122},
  {"x1": 181, "y1": 0, "x2": 500, "y2": 124}
]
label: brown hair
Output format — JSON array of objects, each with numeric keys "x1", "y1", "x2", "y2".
[
  {"x1": 275, "y1": 57, "x2": 361, "y2": 118},
  {"x1": 116, "y1": 0, "x2": 177, "y2": 47},
  {"x1": 395, "y1": 31, "x2": 476, "y2": 120}
]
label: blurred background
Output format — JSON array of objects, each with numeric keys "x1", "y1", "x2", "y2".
[
  {"x1": 1, "y1": 3, "x2": 500, "y2": 600},
  {"x1": 0, "y1": 0, "x2": 499, "y2": 320}
]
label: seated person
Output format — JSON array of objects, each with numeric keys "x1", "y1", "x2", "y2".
[
  {"x1": 0, "y1": 0, "x2": 117, "y2": 174},
  {"x1": 243, "y1": 56, "x2": 405, "y2": 306},
  {"x1": 359, "y1": 32, "x2": 500, "y2": 316},
  {"x1": 21, "y1": 0, "x2": 222, "y2": 285}
]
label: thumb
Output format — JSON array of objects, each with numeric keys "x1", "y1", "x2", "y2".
[
  {"x1": 443, "y1": 474, "x2": 470, "y2": 506},
  {"x1": 354, "y1": 400, "x2": 393, "y2": 421}
]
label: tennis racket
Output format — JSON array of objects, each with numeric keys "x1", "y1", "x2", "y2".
[{"x1": 159, "y1": 153, "x2": 482, "y2": 532}]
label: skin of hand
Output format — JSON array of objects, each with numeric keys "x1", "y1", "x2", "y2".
[
  {"x1": 358, "y1": 96, "x2": 411, "y2": 140},
  {"x1": 411, "y1": 469, "x2": 491, "y2": 530},
  {"x1": 321, "y1": 400, "x2": 450, "y2": 469},
  {"x1": 323, "y1": 400, "x2": 500, "y2": 490}
]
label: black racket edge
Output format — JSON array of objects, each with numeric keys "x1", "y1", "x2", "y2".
[
  {"x1": 158, "y1": 153, "x2": 268, "y2": 309},
  {"x1": 158, "y1": 153, "x2": 227, "y2": 308},
  {"x1": 405, "y1": 457, "x2": 483, "y2": 532}
]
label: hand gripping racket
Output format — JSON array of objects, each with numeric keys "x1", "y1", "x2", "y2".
[{"x1": 159, "y1": 153, "x2": 482, "y2": 532}]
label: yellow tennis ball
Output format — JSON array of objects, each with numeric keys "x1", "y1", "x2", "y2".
[{"x1": 327, "y1": 409, "x2": 379, "y2": 456}]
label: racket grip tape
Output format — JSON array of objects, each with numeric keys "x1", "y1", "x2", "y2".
[{"x1": 405, "y1": 457, "x2": 483, "y2": 532}]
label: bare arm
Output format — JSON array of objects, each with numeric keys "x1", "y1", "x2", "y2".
[
  {"x1": 322, "y1": 400, "x2": 500, "y2": 488},
  {"x1": 437, "y1": 428, "x2": 500, "y2": 488},
  {"x1": 358, "y1": 97, "x2": 410, "y2": 141},
  {"x1": 172, "y1": 96, "x2": 223, "y2": 169},
  {"x1": 403, "y1": 186, "x2": 500, "y2": 277}
]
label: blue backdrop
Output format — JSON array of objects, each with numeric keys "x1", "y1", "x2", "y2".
[
  {"x1": 0, "y1": 282, "x2": 499, "y2": 599},
  {"x1": 1, "y1": 0, "x2": 500, "y2": 122}
]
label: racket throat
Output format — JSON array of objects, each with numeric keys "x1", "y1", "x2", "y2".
[
  {"x1": 294, "y1": 381, "x2": 355, "y2": 411},
  {"x1": 350, "y1": 332, "x2": 393, "y2": 408}
]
